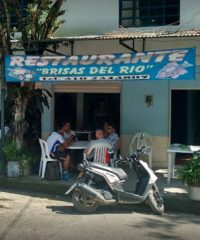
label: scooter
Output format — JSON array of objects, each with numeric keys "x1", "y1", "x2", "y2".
[{"x1": 65, "y1": 146, "x2": 164, "y2": 215}]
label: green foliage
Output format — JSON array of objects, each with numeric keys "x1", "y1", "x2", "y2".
[
  {"x1": 6, "y1": 85, "x2": 52, "y2": 138},
  {"x1": 2, "y1": 140, "x2": 24, "y2": 162},
  {"x1": 178, "y1": 151, "x2": 200, "y2": 187},
  {"x1": 27, "y1": 88, "x2": 52, "y2": 114},
  {"x1": 1, "y1": 0, "x2": 66, "y2": 149},
  {"x1": 20, "y1": 150, "x2": 34, "y2": 169},
  {"x1": 25, "y1": 88, "x2": 52, "y2": 138},
  {"x1": 6, "y1": 85, "x2": 52, "y2": 115},
  {"x1": 1, "y1": 0, "x2": 66, "y2": 51},
  {"x1": 23, "y1": 0, "x2": 66, "y2": 40},
  {"x1": 2, "y1": 140, "x2": 34, "y2": 171}
]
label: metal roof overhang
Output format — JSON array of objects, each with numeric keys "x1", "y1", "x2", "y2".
[
  {"x1": 10, "y1": 29, "x2": 200, "y2": 56},
  {"x1": 51, "y1": 30, "x2": 200, "y2": 41},
  {"x1": 10, "y1": 29, "x2": 200, "y2": 45}
]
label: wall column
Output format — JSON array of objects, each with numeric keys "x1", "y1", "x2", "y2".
[
  {"x1": 41, "y1": 83, "x2": 54, "y2": 140},
  {"x1": 76, "y1": 93, "x2": 84, "y2": 129}
]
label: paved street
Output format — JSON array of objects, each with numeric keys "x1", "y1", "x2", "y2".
[{"x1": 0, "y1": 191, "x2": 199, "y2": 240}]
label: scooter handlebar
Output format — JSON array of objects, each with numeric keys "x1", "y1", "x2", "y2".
[
  {"x1": 111, "y1": 155, "x2": 126, "y2": 165},
  {"x1": 115, "y1": 155, "x2": 134, "y2": 164},
  {"x1": 116, "y1": 145, "x2": 149, "y2": 163},
  {"x1": 112, "y1": 145, "x2": 150, "y2": 166},
  {"x1": 136, "y1": 145, "x2": 150, "y2": 155}
]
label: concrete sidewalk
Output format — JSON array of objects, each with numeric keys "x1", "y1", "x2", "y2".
[{"x1": 0, "y1": 166, "x2": 199, "y2": 215}]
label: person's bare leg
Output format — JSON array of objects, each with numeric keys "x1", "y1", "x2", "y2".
[{"x1": 63, "y1": 155, "x2": 70, "y2": 171}]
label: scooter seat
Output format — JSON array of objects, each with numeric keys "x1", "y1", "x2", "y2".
[{"x1": 90, "y1": 163, "x2": 128, "y2": 180}]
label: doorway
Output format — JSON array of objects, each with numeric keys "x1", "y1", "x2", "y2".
[
  {"x1": 84, "y1": 93, "x2": 120, "y2": 132},
  {"x1": 54, "y1": 93, "x2": 77, "y2": 129},
  {"x1": 54, "y1": 93, "x2": 120, "y2": 133},
  {"x1": 171, "y1": 90, "x2": 200, "y2": 145}
]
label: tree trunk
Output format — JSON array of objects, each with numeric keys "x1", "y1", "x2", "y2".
[{"x1": 13, "y1": 95, "x2": 28, "y2": 150}]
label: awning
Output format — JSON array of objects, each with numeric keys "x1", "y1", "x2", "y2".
[
  {"x1": 10, "y1": 29, "x2": 200, "y2": 44},
  {"x1": 50, "y1": 29, "x2": 200, "y2": 41}
]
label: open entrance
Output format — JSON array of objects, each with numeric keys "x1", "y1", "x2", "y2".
[
  {"x1": 54, "y1": 93, "x2": 77, "y2": 129},
  {"x1": 84, "y1": 93, "x2": 120, "y2": 132},
  {"x1": 171, "y1": 90, "x2": 200, "y2": 145},
  {"x1": 171, "y1": 90, "x2": 200, "y2": 164},
  {"x1": 54, "y1": 93, "x2": 120, "y2": 137}
]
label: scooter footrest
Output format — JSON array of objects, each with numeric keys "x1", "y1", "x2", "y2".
[{"x1": 116, "y1": 190, "x2": 144, "y2": 204}]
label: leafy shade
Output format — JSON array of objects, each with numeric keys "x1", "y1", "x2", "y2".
[
  {"x1": 23, "y1": 0, "x2": 66, "y2": 41},
  {"x1": 2, "y1": 140, "x2": 35, "y2": 168},
  {"x1": 6, "y1": 85, "x2": 52, "y2": 136},
  {"x1": 1, "y1": 0, "x2": 66, "y2": 149},
  {"x1": 2, "y1": 141, "x2": 24, "y2": 162},
  {"x1": 178, "y1": 151, "x2": 200, "y2": 187},
  {"x1": 5, "y1": 85, "x2": 52, "y2": 116}
]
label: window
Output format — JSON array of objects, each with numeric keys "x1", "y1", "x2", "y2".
[{"x1": 119, "y1": 0, "x2": 180, "y2": 27}]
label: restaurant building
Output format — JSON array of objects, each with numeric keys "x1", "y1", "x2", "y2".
[{"x1": 5, "y1": 0, "x2": 200, "y2": 168}]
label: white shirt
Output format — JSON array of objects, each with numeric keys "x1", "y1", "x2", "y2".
[
  {"x1": 64, "y1": 130, "x2": 76, "y2": 140},
  {"x1": 47, "y1": 132, "x2": 65, "y2": 153}
]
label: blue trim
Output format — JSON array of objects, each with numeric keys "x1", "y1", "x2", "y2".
[
  {"x1": 51, "y1": 140, "x2": 60, "y2": 153},
  {"x1": 5, "y1": 48, "x2": 195, "y2": 82}
]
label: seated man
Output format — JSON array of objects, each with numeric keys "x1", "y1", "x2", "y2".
[
  {"x1": 63, "y1": 121, "x2": 78, "y2": 141},
  {"x1": 106, "y1": 122, "x2": 120, "y2": 154},
  {"x1": 47, "y1": 121, "x2": 73, "y2": 180},
  {"x1": 84, "y1": 128, "x2": 111, "y2": 162}
]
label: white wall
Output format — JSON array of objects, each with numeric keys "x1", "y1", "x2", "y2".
[
  {"x1": 56, "y1": 0, "x2": 200, "y2": 37},
  {"x1": 180, "y1": 0, "x2": 200, "y2": 30},
  {"x1": 56, "y1": 0, "x2": 119, "y2": 36}
]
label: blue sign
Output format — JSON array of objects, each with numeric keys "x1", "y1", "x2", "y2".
[{"x1": 5, "y1": 48, "x2": 195, "y2": 82}]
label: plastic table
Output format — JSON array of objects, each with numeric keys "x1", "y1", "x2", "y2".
[
  {"x1": 167, "y1": 145, "x2": 200, "y2": 184},
  {"x1": 68, "y1": 141, "x2": 90, "y2": 150}
]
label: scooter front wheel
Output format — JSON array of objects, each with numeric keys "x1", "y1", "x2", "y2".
[
  {"x1": 147, "y1": 187, "x2": 164, "y2": 215},
  {"x1": 72, "y1": 189, "x2": 99, "y2": 213}
]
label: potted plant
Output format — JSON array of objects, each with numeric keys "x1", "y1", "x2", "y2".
[
  {"x1": 2, "y1": 141, "x2": 22, "y2": 178},
  {"x1": 178, "y1": 151, "x2": 200, "y2": 201},
  {"x1": 20, "y1": 150, "x2": 33, "y2": 177},
  {"x1": 2, "y1": 141, "x2": 34, "y2": 177}
]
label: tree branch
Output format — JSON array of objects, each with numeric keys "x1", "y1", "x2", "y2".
[
  {"x1": 1, "y1": 0, "x2": 11, "y2": 53},
  {"x1": 41, "y1": 0, "x2": 66, "y2": 39},
  {"x1": 12, "y1": 0, "x2": 29, "y2": 47}
]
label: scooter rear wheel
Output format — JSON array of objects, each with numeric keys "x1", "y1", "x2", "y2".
[
  {"x1": 147, "y1": 189, "x2": 164, "y2": 215},
  {"x1": 72, "y1": 189, "x2": 99, "y2": 213}
]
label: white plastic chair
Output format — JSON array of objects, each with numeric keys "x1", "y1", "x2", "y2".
[
  {"x1": 129, "y1": 132, "x2": 153, "y2": 168},
  {"x1": 84, "y1": 141, "x2": 112, "y2": 165},
  {"x1": 38, "y1": 138, "x2": 62, "y2": 179}
]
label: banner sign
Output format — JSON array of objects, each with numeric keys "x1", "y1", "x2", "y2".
[{"x1": 5, "y1": 48, "x2": 195, "y2": 82}]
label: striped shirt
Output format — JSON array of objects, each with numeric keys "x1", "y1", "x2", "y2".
[{"x1": 107, "y1": 132, "x2": 119, "y2": 152}]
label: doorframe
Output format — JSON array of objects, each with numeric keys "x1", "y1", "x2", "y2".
[
  {"x1": 52, "y1": 83, "x2": 121, "y2": 132},
  {"x1": 169, "y1": 88, "x2": 200, "y2": 145}
]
